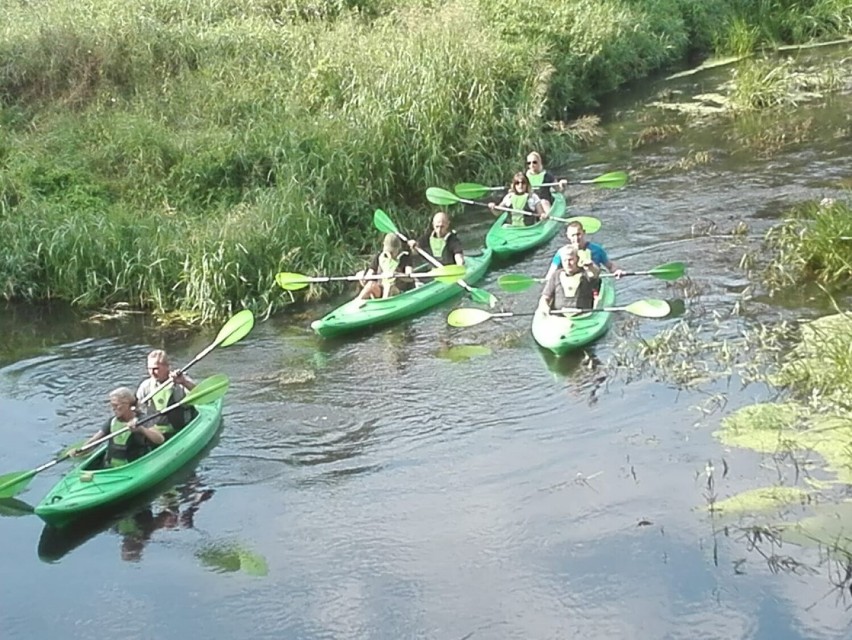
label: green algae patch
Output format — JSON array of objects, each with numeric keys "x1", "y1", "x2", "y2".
[
  {"x1": 778, "y1": 501, "x2": 852, "y2": 554},
  {"x1": 711, "y1": 486, "x2": 811, "y2": 516},
  {"x1": 715, "y1": 402, "x2": 807, "y2": 453}
]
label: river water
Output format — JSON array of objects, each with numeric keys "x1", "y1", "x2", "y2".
[{"x1": 2, "y1": 46, "x2": 851, "y2": 639}]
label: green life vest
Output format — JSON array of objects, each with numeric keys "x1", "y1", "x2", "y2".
[
  {"x1": 108, "y1": 418, "x2": 133, "y2": 468},
  {"x1": 429, "y1": 235, "x2": 447, "y2": 259},
  {"x1": 527, "y1": 171, "x2": 544, "y2": 188},
  {"x1": 151, "y1": 383, "x2": 172, "y2": 412},
  {"x1": 510, "y1": 194, "x2": 529, "y2": 226},
  {"x1": 377, "y1": 252, "x2": 400, "y2": 289}
]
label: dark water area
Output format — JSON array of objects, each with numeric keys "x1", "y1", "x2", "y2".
[{"x1": 2, "y1": 46, "x2": 852, "y2": 639}]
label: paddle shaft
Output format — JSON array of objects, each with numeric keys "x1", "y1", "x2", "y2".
[
  {"x1": 392, "y1": 229, "x2": 474, "y2": 294},
  {"x1": 468, "y1": 195, "x2": 577, "y2": 225}
]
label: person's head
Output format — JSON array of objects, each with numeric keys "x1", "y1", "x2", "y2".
[
  {"x1": 557, "y1": 246, "x2": 581, "y2": 274},
  {"x1": 431, "y1": 211, "x2": 451, "y2": 238},
  {"x1": 146, "y1": 349, "x2": 171, "y2": 383},
  {"x1": 109, "y1": 387, "x2": 137, "y2": 420},
  {"x1": 526, "y1": 151, "x2": 543, "y2": 173},
  {"x1": 511, "y1": 172, "x2": 531, "y2": 194},
  {"x1": 382, "y1": 233, "x2": 402, "y2": 257},
  {"x1": 566, "y1": 221, "x2": 587, "y2": 248}
]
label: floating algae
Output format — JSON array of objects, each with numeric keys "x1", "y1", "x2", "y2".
[{"x1": 711, "y1": 486, "x2": 811, "y2": 516}]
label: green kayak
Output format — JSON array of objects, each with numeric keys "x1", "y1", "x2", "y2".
[
  {"x1": 34, "y1": 399, "x2": 223, "y2": 528},
  {"x1": 485, "y1": 193, "x2": 565, "y2": 258},
  {"x1": 531, "y1": 275, "x2": 616, "y2": 356},
  {"x1": 311, "y1": 249, "x2": 493, "y2": 338}
]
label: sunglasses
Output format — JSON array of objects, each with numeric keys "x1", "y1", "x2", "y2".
[{"x1": 526, "y1": 160, "x2": 539, "y2": 166}]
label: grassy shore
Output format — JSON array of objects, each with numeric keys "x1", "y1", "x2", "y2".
[{"x1": 0, "y1": 0, "x2": 849, "y2": 321}]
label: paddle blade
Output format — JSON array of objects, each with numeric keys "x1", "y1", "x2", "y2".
[
  {"x1": 649, "y1": 261, "x2": 686, "y2": 281},
  {"x1": 498, "y1": 274, "x2": 538, "y2": 293},
  {"x1": 425, "y1": 187, "x2": 460, "y2": 206},
  {"x1": 447, "y1": 308, "x2": 494, "y2": 328},
  {"x1": 373, "y1": 209, "x2": 399, "y2": 234},
  {"x1": 454, "y1": 183, "x2": 491, "y2": 199},
  {"x1": 565, "y1": 216, "x2": 602, "y2": 234},
  {"x1": 0, "y1": 496, "x2": 35, "y2": 517},
  {"x1": 469, "y1": 287, "x2": 498, "y2": 308},
  {"x1": 275, "y1": 272, "x2": 311, "y2": 291},
  {"x1": 184, "y1": 374, "x2": 231, "y2": 406},
  {"x1": 625, "y1": 299, "x2": 671, "y2": 318},
  {"x1": 216, "y1": 309, "x2": 255, "y2": 347},
  {"x1": 0, "y1": 470, "x2": 36, "y2": 499},
  {"x1": 584, "y1": 171, "x2": 628, "y2": 189},
  {"x1": 430, "y1": 264, "x2": 466, "y2": 283}
]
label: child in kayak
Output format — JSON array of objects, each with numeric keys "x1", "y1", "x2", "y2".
[
  {"x1": 537, "y1": 246, "x2": 601, "y2": 313},
  {"x1": 355, "y1": 233, "x2": 415, "y2": 304}
]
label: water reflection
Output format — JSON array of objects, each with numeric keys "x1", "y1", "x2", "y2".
[{"x1": 38, "y1": 470, "x2": 215, "y2": 563}]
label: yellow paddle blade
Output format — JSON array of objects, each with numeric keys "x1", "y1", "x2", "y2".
[
  {"x1": 430, "y1": 264, "x2": 466, "y2": 283},
  {"x1": 447, "y1": 308, "x2": 493, "y2": 327},
  {"x1": 275, "y1": 272, "x2": 310, "y2": 291}
]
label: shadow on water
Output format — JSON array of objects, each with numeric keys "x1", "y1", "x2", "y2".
[{"x1": 37, "y1": 432, "x2": 222, "y2": 563}]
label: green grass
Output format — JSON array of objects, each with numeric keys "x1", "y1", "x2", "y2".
[{"x1": 0, "y1": 0, "x2": 849, "y2": 321}]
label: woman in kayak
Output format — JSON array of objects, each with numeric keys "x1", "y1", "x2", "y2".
[
  {"x1": 355, "y1": 233, "x2": 414, "y2": 304},
  {"x1": 79, "y1": 387, "x2": 164, "y2": 468},
  {"x1": 525, "y1": 151, "x2": 565, "y2": 207},
  {"x1": 488, "y1": 172, "x2": 550, "y2": 226},
  {"x1": 544, "y1": 220, "x2": 625, "y2": 281},
  {"x1": 537, "y1": 245, "x2": 601, "y2": 313}
]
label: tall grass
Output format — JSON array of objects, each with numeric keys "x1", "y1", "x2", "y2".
[{"x1": 0, "y1": 0, "x2": 849, "y2": 321}]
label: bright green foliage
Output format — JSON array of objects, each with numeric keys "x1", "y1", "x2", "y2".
[{"x1": 0, "y1": 0, "x2": 848, "y2": 320}]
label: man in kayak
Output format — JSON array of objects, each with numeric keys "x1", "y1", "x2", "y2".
[
  {"x1": 410, "y1": 211, "x2": 464, "y2": 266},
  {"x1": 537, "y1": 246, "x2": 601, "y2": 313},
  {"x1": 544, "y1": 220, "x2": 625, "y2": 281},
  {"x1": 136, "y1": 350, "x2": 197, "y2": 439},
  {"x1": 78, "y1": 387, "x2": 164, "y2": 467},
  {"x1": 354, "y1": 233, "x2": 415, "y2": 304}
]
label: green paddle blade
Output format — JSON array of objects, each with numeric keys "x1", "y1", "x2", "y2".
[
  {"x1": 556, "y1": 215, "x2": 602, "y2": 234},
  {"x1": 498, "y1": 273, "x2": 540, "y2": 293},
  {"x1": 468, "y1": 287, "x2": 498, "y2": 308},
  {"x1": 625, "y1": 299, "x2": 671, "y2": 318},
  {"x1": 425, "y1": 187, "x2": 461, "y2": 206},
  {"x1": 448, "y1": 308, "x2": 494, "y2": 327},
  {"x1": 216, "y1": 309, "x2": 255, "y2": 348},
  {"x1": 648, "y1": 261, "x2": 686, "y2": 281},
  {"x1": 454, "y1": 183, "x2": 491, "y2": 199},
  {"x1": 373, "y1": 209, "x2": 399, "y2": 235},
  {"x1": 183, "y1": 374, "x2": 230, "y2": 406},
  {"x1": 0, "y1": 470, "x2": 36, "y2": 499},
  {"x1": 583, "y1": 171, "x2": 628, "y2": 188},
  {"x1": 431, "y1": 264, "x2": 466, "y2": 283},
  {"x1": 275, "y1": 272, "x2": 310, "y2": 291}
]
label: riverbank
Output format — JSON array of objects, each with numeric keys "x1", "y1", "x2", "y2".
[{"x1": 1, "y1": 0, "x2": 850, "y2": 322}]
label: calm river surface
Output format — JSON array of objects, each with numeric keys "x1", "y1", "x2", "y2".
[{"x1": 2, "y1": 46, "x2": 851, "y2": 639}]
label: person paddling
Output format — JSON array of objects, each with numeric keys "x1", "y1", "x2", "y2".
[
  {"x1": 544, "y1": 220, "x2": 625, "y2": 281},
  {"x1": 78, "y1": 387, "x2": 164, "y2": 467},
  {"x1": 525, "y1": 151, "x2": 564, "y2": 207},
  {"x1": 355, "y1": 233, "x2": 414, "y2": 304},
  {"x1": 410, "y1": 211, "x2": 464, "y2": 266},
  {"x1": 136, "y1": 350, "x2": 197, "y2": 439},
  {"x1": 538, "y1": 246, "x2": 601, "y2": 314},
  {"x1": 489, "y1": 171, "x2": 550, "y2": 225}
]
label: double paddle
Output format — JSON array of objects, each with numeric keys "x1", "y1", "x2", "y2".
[
  {"x1": 0, "y1": 310, "x2": 254, "y2": 499},
  {"x1": 497, "y1": 261, "x2": 687, "y2": 293},
  {"x1": 427, "y1": 186, "x2": 602, "y2": 232},
  {"x1": 372, "y1": 208, "x2": 497, "y2": 308},
  {"x1": 275, "y1": 265, "x2": 466, "y2": 290},
  {"x1": 455, "y1": 170, "x2": 629, "y2": 194},
  {"x1": 447, "y1": 299, "x2": 672, "y2": 328}
]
